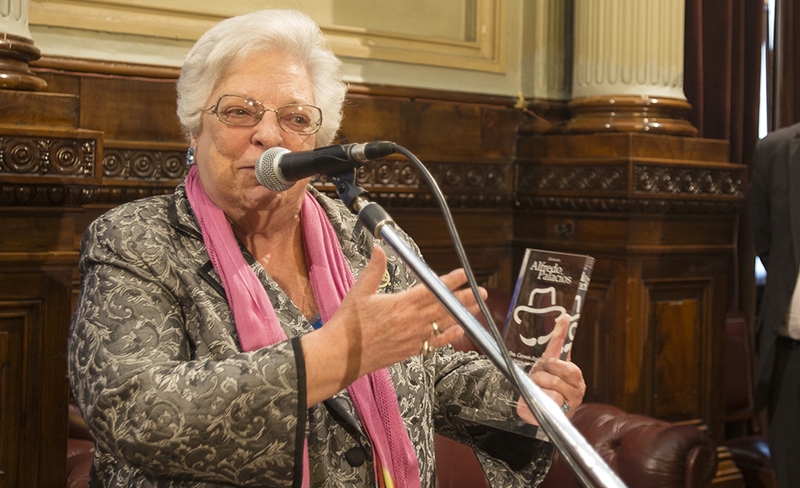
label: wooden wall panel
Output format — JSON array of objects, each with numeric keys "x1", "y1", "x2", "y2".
[
  {"x1": 651, "y1": 285, "x2": 705, "y2": 420},
  {"x1": 390, "y1": 207, "x2": 514, "y2": 287},
  {"x1": 572, "y1": 276, "x2": 615, "y2": 404},
  {"x1": 340, "y1": 96, "x2": 404, "y2": 144},
  {"x1": 0, "y1": 269, "x2": 73, "y2": 488},
  {"x1": 515, "y1": 132, "x2": 743, "y2": 445},
  {"x1": 78, "y1": 77, "x2": 183, "y2": 142}
]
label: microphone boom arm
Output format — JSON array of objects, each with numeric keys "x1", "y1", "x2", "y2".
[{"x1": 330, "y1": 175, "x2": 627, "y2": 488}]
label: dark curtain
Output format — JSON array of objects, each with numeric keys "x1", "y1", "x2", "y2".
[
  {"x1": 683, "y1": 0, "x2": 764, "y2": 326},
  {"x1": 772, "y1": 0, "x2": 800, "y2": 129},
  {"x1": 684, "y1": 0, "x2": 763, "y2": 167}
]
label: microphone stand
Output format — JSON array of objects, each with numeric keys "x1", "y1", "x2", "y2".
[{"x1": 330, "y1": 173, "x2": 627, "y2": 488}]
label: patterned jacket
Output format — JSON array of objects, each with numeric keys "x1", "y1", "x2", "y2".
[{"x1": 68, "y1": 182, "x2": 554, "y2": 487}]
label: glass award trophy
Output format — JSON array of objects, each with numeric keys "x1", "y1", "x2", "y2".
[
  {"x1": 452, "y1": 248, "x2": 594, "y2": 441},
  {"x1": 503, "y1": 249, "x2": 595, "y2": 364}
]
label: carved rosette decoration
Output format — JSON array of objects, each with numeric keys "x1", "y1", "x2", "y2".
[
  {"x1": 0, "y1": 136, "x2": 189, "y2": 206},
  {"x1": 518, "y1": 164, "x2": 627, "y2": 192},
  {"x1": 311, "y1": 159, "x2": 511, "y2": 208},
  {"x1": 516, "y1": 162, "x2": 746, "y2": 214},
  {"x1": 0, "y1": 135, "x2": 95, "y2": 177},
  {"x1": 633, "y1": 165, "x2": 744, "y2": 198},
  {"x1": 103, "y1": 148, "x2": 187, "y2": 180}
]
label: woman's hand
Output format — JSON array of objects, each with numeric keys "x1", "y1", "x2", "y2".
[
  {"x1": 301, "y1": 246, "x2": 483, "y2": 406},
  {"x1": 516, "y1": 314, "x2": 586, "y2": 424}
]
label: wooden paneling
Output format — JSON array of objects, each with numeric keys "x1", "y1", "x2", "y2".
[
  {"x1": 651, "y1": 284, "x2": 705, "y2": 419},
  {"x1": 573, "y1": 276, "x2": 615, "y2": 403},
  {"x1": 0, "y1": 268, "x2": 73, "y2": 488},
  {"x1": 0, "y1": 91, "x2": 78, "y2": 127},
  {"x1": 78, "y1": 77, "x2": 183, "y2": 141},
  {"x1": 515, "y1": 132, "x2": 744, "y2": 445}
]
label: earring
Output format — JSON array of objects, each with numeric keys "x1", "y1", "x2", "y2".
[{"x1": 186, "y1": 146, "x2": 196, "y2": 165}]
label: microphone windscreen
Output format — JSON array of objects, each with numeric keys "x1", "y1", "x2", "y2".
[{"x1": 255, "y1": 147, "x2": 292, "y2": 192}]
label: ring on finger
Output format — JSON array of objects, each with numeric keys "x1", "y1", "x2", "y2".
[
  {"x1": 561, "y1": 399, "x2": 571, "y2": 414},
  {"x1": 421, "y1": 339, "x2": 435, "y2": 359},
  {"x1": 431, "y1": 321, "x2": 441, "y2": 336}
]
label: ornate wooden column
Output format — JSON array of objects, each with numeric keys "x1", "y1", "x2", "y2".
[
  {"x1": 567, "y1": 0, "x2": 696, "y2": 136},
  {"x1": 0, "y1": 0, "x2": 46, "y2": 90},
  {"x1": 516, "y1": 1, "x2": 744, "y2": 485}
]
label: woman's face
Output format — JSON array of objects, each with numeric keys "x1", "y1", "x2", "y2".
[{"x1": 191, "y1": 50, "x2": 317, "y2": 216}]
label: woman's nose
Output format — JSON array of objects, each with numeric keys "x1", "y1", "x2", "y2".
[{"x1": 251, "y1": 111, "x2": 284, "y2": 147}]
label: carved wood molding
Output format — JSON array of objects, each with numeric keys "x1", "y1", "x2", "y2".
[
  {"x1": 516, "y1": 161, "x2": 746, "y2": 214},
  {"x1": 0, "y1": 183, "x2": 175, "y2": 207},
  {"x1": 633, "y1": 165, "x2": 744, "y2": 198},
  {"x1": 0, "y1": 130, "x2": 100, "y2": 182},
  {"x1": 0, "y1": 33, "x2": 48, "y2": 91},
  {"x1": 351, "y1": 159, "x2": 509, "y2": 192},
  {"x1": 565, "y1": 95, "x2": 699, "y2": 137},
  {"x1": 313, "y1": 159, "x2": 512, "y2": 209},
  {"x1": 514, "y1": 196, "x2": 744, "y2": 214},
  {"x1": 0, "y1": 132, "x2": 744, "y2": 213},
  {"x1": 518, "y1": 163, "x2": 628, "y2": 193},
  {"x1": 103, "y1": 146, "x2": 187, "y2": 181},
  {"x1": 0, "y1": 135, "x2": 183, "y2": 206}
]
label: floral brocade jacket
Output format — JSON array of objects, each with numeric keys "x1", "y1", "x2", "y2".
[{"x1": 68, "y1": 182, "x2": 554, "y2": 487}]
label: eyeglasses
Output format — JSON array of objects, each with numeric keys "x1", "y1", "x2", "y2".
[{"x1": 202, "y1": 94, "x2": 323, "y2": 135}]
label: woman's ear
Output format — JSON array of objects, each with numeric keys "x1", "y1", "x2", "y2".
[{"x1": 186, "y1": 134, "x2": 199, "y2": 165}]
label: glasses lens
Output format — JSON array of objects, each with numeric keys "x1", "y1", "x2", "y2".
[
  {"x1": 277, "y1": 105, "x2": 322, "y2": 134},
  {"x1": 215, "y1": 96, "x2": 262, "y2": 126}
]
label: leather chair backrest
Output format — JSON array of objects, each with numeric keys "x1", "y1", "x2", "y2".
[{"x1": 539, "y1": 403, "x2": 717, "y2": 488}]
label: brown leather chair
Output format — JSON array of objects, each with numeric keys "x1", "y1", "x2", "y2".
[
  {"x1": 67, "y1": 402, "x2": 94, "y2": 488},
  {"x1": 723, "y1": 314, "x2": 776, "y2": 488},
  {"x1": 435, "y1": 402, "x2": 717, "y2": 488},
  {"x1": 538, "y1": 403, "x2": 717, "y2": 488}
]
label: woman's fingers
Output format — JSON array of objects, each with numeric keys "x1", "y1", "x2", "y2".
[
  {"x1": 540, "y1": 313, "x2": 570, "y2": 361},
  {"x1": 534, "y1": 359, "x2": 585, "y2": 396},
  {"x1": 426, "y1": 323, "x2": 465, "y2": 349},
  {"x1": 401, "y1": 266, "x2": 485, "y2": 334},
  {"x1": 517, "y1": 358, "x2": 586, "y2": 423},
  {"x1": 517, "y1": 314, "x2": 586, "y2": 424},
  {"x1": 332, "y1": 248, "x2": 486, "y2": 373}
]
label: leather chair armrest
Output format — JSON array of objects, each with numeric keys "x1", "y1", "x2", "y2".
[
  {"x1": 66, "y1": 438, "x2": 94, "y2": 488},
  {"x1": 540, "y1": 403, "x2": 717, "y2": 488},
  {"x1": 67, "y1": 400, "x2": 94, "y2": 488}
]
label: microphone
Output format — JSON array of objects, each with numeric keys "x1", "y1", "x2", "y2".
[{"x1": 255, "y1": 141, "x2": 396, "y2": 192}]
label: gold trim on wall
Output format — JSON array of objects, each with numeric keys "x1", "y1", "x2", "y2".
[{"x1": 28, "y1": 0, "x2": 506, "y2": 72}]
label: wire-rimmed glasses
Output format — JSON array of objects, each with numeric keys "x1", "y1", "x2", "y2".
[{"x1": 202, "y1": 94, "x2": 322, "y2": 135}]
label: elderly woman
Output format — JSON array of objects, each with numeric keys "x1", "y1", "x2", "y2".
[{"x1": 68, "y1": 8, "x2": 585, "y2": 488}]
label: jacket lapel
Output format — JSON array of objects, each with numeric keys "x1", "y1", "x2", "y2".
[
  {"x1": 168, "y1": 185, "x2": 227, "y2": 298},
  {"x1": 790, "y1": 130, "x2": 800, "y2": 268}
]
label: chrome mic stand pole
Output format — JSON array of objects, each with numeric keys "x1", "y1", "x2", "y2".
[{"x1": 331, "y1": 175, "x2": 627, "y2": 488}]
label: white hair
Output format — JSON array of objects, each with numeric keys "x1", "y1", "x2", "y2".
[{"x1": 176, "y1": 9, "x2": 346, "y2": 147}]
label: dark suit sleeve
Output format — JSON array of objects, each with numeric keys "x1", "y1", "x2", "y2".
[{"x1": 750, "y1": 136, "x2": 773, "y2": 268}]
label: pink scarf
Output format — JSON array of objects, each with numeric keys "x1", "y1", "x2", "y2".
[{"x1": 185, "y1": 166, "x2": 421, "y2": 488}]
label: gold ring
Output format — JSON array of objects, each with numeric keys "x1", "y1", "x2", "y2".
[
  {"x1": 431, "y1": 321, "x2": 441, "y2": 336},
  {"x1": 561, "y1": 399, "x2": 571, "y2": 414},
  {"x1": 421, "y1": 339, "x2": 435, "y2": 359}
]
